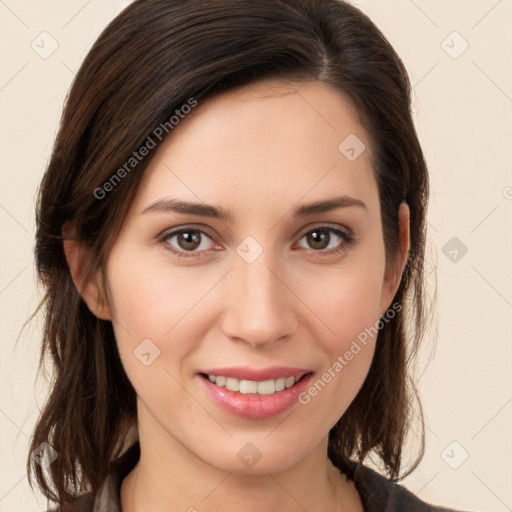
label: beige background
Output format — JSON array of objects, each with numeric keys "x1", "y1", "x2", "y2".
[{"x1": 1, "y1": 1, "x2": 511, "y2": 511}]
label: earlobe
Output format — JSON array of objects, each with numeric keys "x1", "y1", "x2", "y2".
[{"x1": 62, "y1": 222, "x2": 112, "y2": 321}]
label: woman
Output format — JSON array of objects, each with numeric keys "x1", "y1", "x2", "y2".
[{"x1": 27, "y1": 0, "x2": 467, "y2": 510}]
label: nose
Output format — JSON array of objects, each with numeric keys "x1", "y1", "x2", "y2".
[{"x1": 220, "y1": 250, "x2": 298, "y2": 348}]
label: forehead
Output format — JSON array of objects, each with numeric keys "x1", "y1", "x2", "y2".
[{"x1": 130, "y1": 80, "x2": 377, "y2": 220}]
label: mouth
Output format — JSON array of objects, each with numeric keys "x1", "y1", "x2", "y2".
[
  {"x1": 199, "y1": 371, "x2": 312, "y2": 396},
  {"x1": 196, "y1": 368, "x2": 315, "y2": 420}
]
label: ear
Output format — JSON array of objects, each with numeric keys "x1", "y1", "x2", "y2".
[
  {"x1": 62, "y1": 221, "x2": 112, "y2": 320},
  {"x1": 379, "y1": 201, "x2": 410, "y2": 315}
]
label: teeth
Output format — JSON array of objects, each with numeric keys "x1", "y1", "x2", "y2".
[
  {"x1": 206, "y1": 374, "x2": 298, "y2": 395},
  {"x1": 275, "y1": 378, "x2": 286, "y2": 392}
]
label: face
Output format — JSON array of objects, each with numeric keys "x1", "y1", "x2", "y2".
[{"x1": 95, "y1": 80, "x2": 407, "y2": 474}]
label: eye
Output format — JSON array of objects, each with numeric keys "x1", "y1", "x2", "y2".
[
  {"x1": 158, "y1": 225, "x2": 355, "y2": 259},
  {"x1": 159, "y1": 228, "x2": 216, "y2": 258},
  {"x1": 295, "y1": 226, "x2": 355, "y2": 256}
]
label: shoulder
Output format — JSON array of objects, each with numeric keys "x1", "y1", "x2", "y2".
[{"x1": 351, "y1": 463, "x2": 469, "y2": 512}]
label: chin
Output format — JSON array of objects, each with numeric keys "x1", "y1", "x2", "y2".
[{"x1": 192, "y1": 435, "x2": 313, "y2": 476}]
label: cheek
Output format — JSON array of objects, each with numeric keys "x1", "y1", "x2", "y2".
[
  {"x1": 105, "y1": 249, "x2": 228, "y2": 390},
  {"x1": 291, "y1": 256, "x2": 385, "y2": 419},
  {"x1": 106, "y1": 251, "x2": 211, "y2": 339},
  {"x1": 296, "y1": 280, "x2": 379, "y2": 432},
  {"x1": 297, "y1": 256, "x2": 385, "y2": 345},
  {"x1": 105, "y1": 252, "x2": 174, "y2": 375}
]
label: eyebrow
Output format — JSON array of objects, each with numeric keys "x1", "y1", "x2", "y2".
[{"x1": 141, "y1": 195, "x2": 368, "y2": 221}]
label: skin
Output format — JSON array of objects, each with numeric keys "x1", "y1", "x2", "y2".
[{"x1": 64, "y1": 80, "x2": 410, "y2": 512}]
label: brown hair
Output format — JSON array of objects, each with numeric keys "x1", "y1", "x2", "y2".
[{"x1": 28, "y1": 0, "x2": 432, "y2": 507}]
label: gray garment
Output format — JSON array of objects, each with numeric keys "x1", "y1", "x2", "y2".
[{"x1": 45, "y1": 443, "x2": 467, "y2": 512}]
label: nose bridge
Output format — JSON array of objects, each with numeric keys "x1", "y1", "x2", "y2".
[{"x1": 221, "y1": 243, "x2": 296, "y2": 346}]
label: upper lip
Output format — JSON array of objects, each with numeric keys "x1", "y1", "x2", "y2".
[{"x1": 199, "y1": 366, "x2": 312, "y2": 381}]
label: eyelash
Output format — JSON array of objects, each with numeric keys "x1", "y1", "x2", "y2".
[{"x1": 157, "y1": 225, "x2": 356, "y2": 259}]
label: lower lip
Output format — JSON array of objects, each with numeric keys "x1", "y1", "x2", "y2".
[{"x1": 197, "y1": 372, "x2": 314, "y2": 420}]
